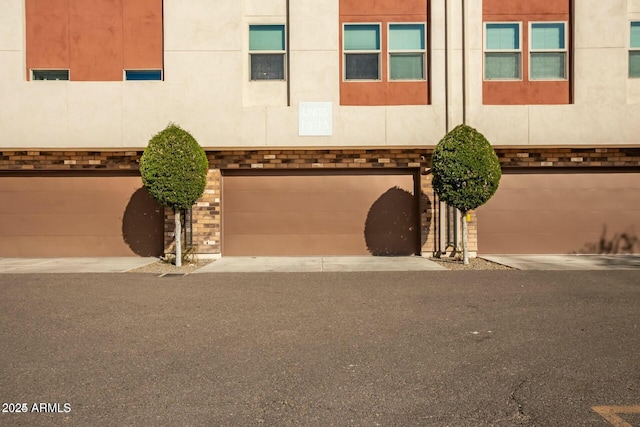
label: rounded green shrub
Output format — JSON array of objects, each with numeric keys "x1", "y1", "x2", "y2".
[
  {"x1": 140, "y1": 123, "x2": 208, "y2": 210},
  {"x1": 432, "y1": 124, "x2": 501, "y2": 212}
]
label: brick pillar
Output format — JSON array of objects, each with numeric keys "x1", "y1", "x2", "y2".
[
  {"x1": 420, "y1": 172, "x2": 438, "y2": 256},
  {"x1": 192, "y1": 169, "x2": 221, "y2": 256},
  {"x1": 467, "y1": 210, "x2": 478, "y2": 257},
  {"x1": 163, "y1": 169, "x2": 222, "y2": 257},
  {"x1": 163, "y1": 206, "x2": 175, "y2": 257}
]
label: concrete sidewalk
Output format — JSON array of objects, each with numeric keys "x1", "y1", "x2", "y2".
[
  {"x1": 196, "y1": 255, "x2": 640, "y2": 272},
  {"x1": 482, "y1": 254, "x2": 640, "y2": 270},
  {"x1": 0, "y1": 257, "x2": 158, "y2": 273},
  {"x1": 194, "y1": 256, "x2": 447, "y2": 273},
  {"x1": 1, "y1": 255, "x2": 639, "y2": 273},
  {"x1": 0, "y1": 256, "x2": 446, "y2": 274}
]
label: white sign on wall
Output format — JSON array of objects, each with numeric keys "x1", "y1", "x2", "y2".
[{"x1": 298, "y1": 102, "x2": 332, "y2": 136}]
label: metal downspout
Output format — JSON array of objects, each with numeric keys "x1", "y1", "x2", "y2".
[
  {"x1": 286, "y1": 0, "x2": 291, "y2": 106},
  {"x1": 461, "y1": 0, "x2": 466, "y2": 125}
]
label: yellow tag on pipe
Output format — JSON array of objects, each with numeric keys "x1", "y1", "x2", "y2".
[{"x1": 466, "y1": 213, "x2": 471, "y2": 222}]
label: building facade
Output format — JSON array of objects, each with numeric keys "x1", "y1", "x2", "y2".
[{"x1": 1, "y1": 0, "x2": 639, "y2": 257}]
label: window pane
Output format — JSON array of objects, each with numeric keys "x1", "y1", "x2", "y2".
[
  {"x1": 125, "y1": 70, "x2": 162, "y2": 80},
  {"x1": 485, "y1": 52, "x2": 521, "y2": 79},
  {"x1": 630, "y1": 51, "x2": 640, "y2": 78},
  {"x1": 250, "y1": 54, "x2": 285, "y2": 80},
  {"x1": 345, "y1": 53, "x2": 379, "y2": 80},
  {"x1": 389, "y1": 24, "x2": 425, "y2": 50},
  {"x1": 249, "y1": 25, "x2": 285, "y2": 51},
  {"x1": 390, "y1": 54, "x2": 424, "y2": 80},
  {"x1": 32, "y1": 70, "x2": 69, "y2": 80},
  {"x1": 531, "y1": 52, "x2": 566, "y2": 79},
  {"x1": 344, "y1": 25, "x2": 380, "y2": 50},
  {"x1": 531, "y1": 23, "x2": 565, "y2": 50},
  {"x1": 486, "y1": 23, "x2": 519, "y2": 50},
  {"x1": 632, "y1": 22, "x2": 640, "y2": 48}
]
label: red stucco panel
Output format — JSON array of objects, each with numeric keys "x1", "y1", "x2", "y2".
[
  {"x1": 26, "y1": 0, "x2": 163, "y2": 81},
  {"x1": 483, "y1": 0, "x2": 571, "y2": 105},
  {"x1": 25, "y1": 0, "x2": 70, "y2": 78},
  {"x1": 341, "y1": 0, "x2": 427, "y2": 17},
  {"x1": 339, "y1": 0, "x2": 429, "y2": 106},
  {"x1": 483, "y1": 0, "x2": 569, "y2": 16},
  {"x1": 123, "y1": 0, "x2": 163, "y2": 70},
  {"x1": 69, "y1": 0, "x2": 124, "y2": 81}
]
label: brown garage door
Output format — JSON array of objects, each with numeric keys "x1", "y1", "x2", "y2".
[
  {"x1": 222, "y1": 170, "x2": 419, "y2": 256},
  {"x1": 477, "y1": 170, "x2": 640, "y2": 254},
  {"x1": 0, "y1": 173, "x2": 164, "y2": 257}
]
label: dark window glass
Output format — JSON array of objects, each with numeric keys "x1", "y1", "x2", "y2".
[
  {"x1": 250, "y1": 54, "x2": 285, "y2": 80},
  {"x1": 390, "y1": 53, "x2": 424, "y2": 80},
  {"x1": 125, "y1": 70, "x2": 162, "y2": 80},
  {"x1": 484, "y1": 52, "x2": 521, "y2": 80},
  {"x1": 631, "y1": 51, "x2": 640, "y2": 78},
  {"x1": 345, "y1": 54, "x2": 379, "y2": 80},
  {"x1": 32, "y1": 70, "x2": 69, "y2": 80}
]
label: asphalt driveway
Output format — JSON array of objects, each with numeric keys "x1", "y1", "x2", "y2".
[{"x1": 1, "y1": 271, "x2": 639, "y2": 426}]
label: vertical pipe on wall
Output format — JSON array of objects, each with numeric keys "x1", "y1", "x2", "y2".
[
  {"x1": 440, "y1": 0, "x2": 450, "y2": 255},
  {"x1": 461, "y1": 0, "x2": 466, "y2": 124},
  {"x1": 569, "y1": 0, "x2": 574, "y2": 104},
  {"x1": 444, "y1": 0, "x2": 449, "y2": 131},
  {"x1": 427, "y1": 0, "x2": 431, "y2": 105},
  {"x1": 161, "y1": 0, "x2": 165, "y2": 81},
  {"x1": 286, "y1": 0, "x2": 291, "y2": 106},
  {"x1": 439, "y1": 200, "x2": 447, "y2": 255}
]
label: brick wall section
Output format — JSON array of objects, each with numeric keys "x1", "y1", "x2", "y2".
[
  {"x1": 420, "y1": 173, "x2": 438, "y2": 254},
  {"x1": 0, "y1": 151, "x2": 141, "y2": 169},
  {"x1": 3, "y1": 147, "x2": 640, "y2": 257},
  {"x1": 467, "y1": 211, "x2": 478, "y2": 254},
  {"x1": 496, "y1": 147, "x2": 640, "y2": 167},
  {"x1": 163, "y1": 169, "x2": 222, "y2": 256},
  {"x1": 207, "y1": 149, "x2": 426, "y2": 170},
  {"x1": 3, "y1": 147, "x2": 638, "y2": 170}
]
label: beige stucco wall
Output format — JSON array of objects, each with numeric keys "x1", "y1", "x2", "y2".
[
  {"x1": 1, "y1": 0, "x2": 638, "y2": 149},
  {"x1": 465, "y1": 0, "x2": 640, "y2": 146},
  {"x1": 628, "y1": 0, "x2": 640, "y2": 103}
]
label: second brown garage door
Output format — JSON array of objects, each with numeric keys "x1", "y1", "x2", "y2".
[
  {"x1": 222, "y1": 170, "x2": 419, "y2": 256},
  {"x1": 476, "y1": 169, "x2": 640, "y2": 254}
]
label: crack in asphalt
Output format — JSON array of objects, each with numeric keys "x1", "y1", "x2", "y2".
[
  {"x1": 511, "y1": 378, "x2": 528, "y2": 416},
  {"x1": 492, "y1": 378, "x2": 534, "y2": 426},
  {"x1": 492, "y1": 378, "x2": 533, "y2": 426}
]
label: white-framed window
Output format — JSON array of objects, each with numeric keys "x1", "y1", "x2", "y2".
[
  {"x1": 388, "y1": 23, "x2": 426, "y2": 80},
  {"x1": 343, "y1": 23, "x2": 381, "y2": 81},
  {"x1": 529, "y1": 22, "x2": 568, "y2": 80},
  {"x1": 630, "y1": 22, "x2": 640, "y2": 78},
  {"x1": 31, "y1": 69, "x2": 69, "y2": 81},
  {"x1": 249, "y1": 24, "x2": 286, "y2": 81},
  {"x1": 484, "y1": 22, "x2": 522, "y2": 80},
  {"x1": 124, "y1": 69, "x2": 162, "y2": 81}
]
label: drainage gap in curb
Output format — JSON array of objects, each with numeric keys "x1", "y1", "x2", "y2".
[{"x1": 158, "y1": 273, "x2": 188, "y2": 278}]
